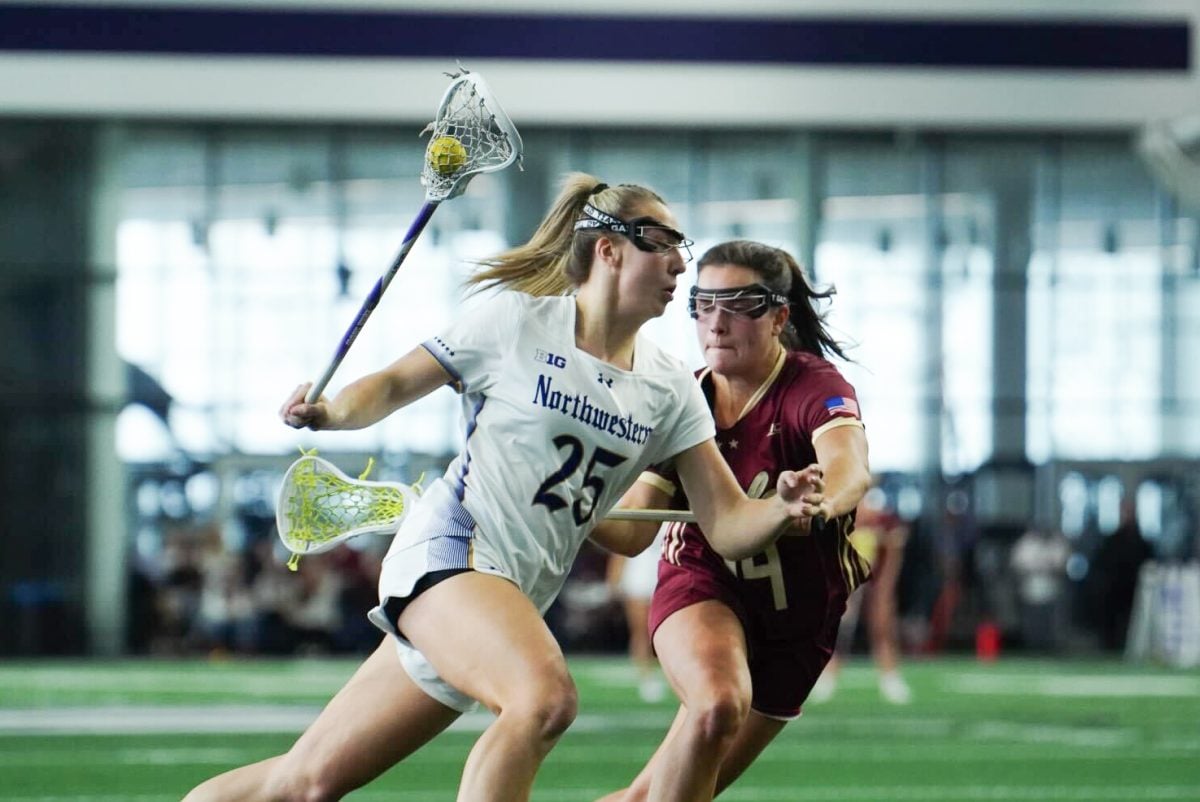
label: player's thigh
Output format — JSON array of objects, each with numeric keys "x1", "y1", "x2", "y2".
[
  {"x1": 272, "y1": 638, "x2": 461, "y2": 794},
  {"x1": 398, "y1": 572, "x2": 575, "y2": 714},
  {"x1": 652, "y1": 599, "x2": 750, "y2": 703}
]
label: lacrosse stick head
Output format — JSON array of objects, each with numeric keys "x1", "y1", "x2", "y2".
[
  {"x1": 276, "y1": 455, "x2": 419, "y2": 556},
  {"x1": 421, "y1": 69, "x2": 524, "y2": 202}
]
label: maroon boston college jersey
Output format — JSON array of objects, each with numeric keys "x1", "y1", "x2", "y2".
[{"x1": 645, "y1": 350, "x2": 871, "y2": 716}]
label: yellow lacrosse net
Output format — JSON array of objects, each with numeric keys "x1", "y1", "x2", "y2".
[{"x1": 277, "y1": 451, "x2": 420, "y2": 571}]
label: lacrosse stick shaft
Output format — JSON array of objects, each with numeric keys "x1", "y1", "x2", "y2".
[
  {"x1": 306, "y1": 200, "x2": 441, "y2": 403},
  {"x1": 605, "y1": 510, "x2": 829, "y2": 530},
  {"x1": 606, "y1": 509, "x2": 696, "y2": 523}
]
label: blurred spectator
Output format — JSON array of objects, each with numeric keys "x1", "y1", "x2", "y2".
[
  {"x1": 282, "y1": 557, "x2": 345, "y2": 654},
  {"x1": 1091, "y1": 499, "x2": 1153, "y2": 652},
  {"x1": 606, "y1": 529, "x2": 667, "y2": 703},
  {"x1": 813, "y1": 486, "x2": 912, "y2": 705},
  {"x1": 553, "y1": 542, "x2": 624, "y2": 652},
  {"x1": 329, "y1": 542, "x2": 389, "y2": 654},
  {"x1": 250, "y1": 538, "x2": 300, "y2": 654},
  {"x1": 196, "y1": 546, "x2": 257, "y2": 655},
  {"x1": 153, "y1": 527, "x2": 205, "y2": 654},
  {"x1": 1010, "y1": 526, "x2": 1070, "y2": 652},
  {"x1": 925, "y1": 488, "x2": 977, "y2": 653}
]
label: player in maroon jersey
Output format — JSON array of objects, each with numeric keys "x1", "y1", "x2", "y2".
[{"x1": 592, "y1": 240, "x2": 872, "y2": 802}]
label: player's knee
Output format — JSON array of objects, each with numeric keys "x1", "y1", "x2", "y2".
[
  {"x1": 506, "y1": 672, "x2": 578, "y2": 742},
  {"x1": 536, "y1": 677, "x2": 579, "y2": 741},
  {"x1": 689, "y1": 684, "x2": 750, "y2": 746}
]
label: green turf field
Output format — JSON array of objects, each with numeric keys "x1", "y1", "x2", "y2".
[{"x1": 1, "y1": 656, "x2": 1197, "y2": 801}]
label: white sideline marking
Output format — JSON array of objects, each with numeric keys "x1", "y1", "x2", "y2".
[
  {"x1": 0, "y1": 707, "x2": 1167, "y2": 757},
  {"x1": 947, "y1": 673, "x2": 1200, "y2": 697},
  {"x1": 0, "y1": 663, "x2": 356, "y2": 699},
  {"x1": 0, "y1": 738, "x2": 1188, "y2": 769},
  {"x1": 0, "y1": 705, "x2": 324, "y2": 734},
  {"x1": 966, "y1": 720, "x2": 1135, "y2": 748},
  {"x1": 0, "y1": 705, "x2": 673, "y2": 735}
]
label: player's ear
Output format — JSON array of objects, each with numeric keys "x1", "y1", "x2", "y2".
[
  {"x1": 595, "y1": 234, "x2": 621, "y2": 269},
  {"x1": 771, "y1": 304, "x2": 790, "y2": 337}
]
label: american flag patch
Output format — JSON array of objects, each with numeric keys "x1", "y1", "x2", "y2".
[{"x1": 824, "y1": 396, "x2": 859, "y2": 417}]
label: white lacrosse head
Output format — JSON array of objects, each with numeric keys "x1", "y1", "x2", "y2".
[
  {"x1": 420, "y1": 68, "x2": 524, "y2": 202},
  {"x1": 276, "y1": 454, "x2": 419, "y2": 556}
]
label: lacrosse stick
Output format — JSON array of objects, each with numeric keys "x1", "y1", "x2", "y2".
[
  {"x1": 276, "y1": 454, "x2": 695, "y2": 558},
  {"x1": 276, "y1": 454, "x2": 422, "y2": 568},
  {"x1": 276, "y1": 455, "x2": 823, "y2": 565},
  {"x1": 305, "y1": 67, "x2": 523, "y2": 404}
]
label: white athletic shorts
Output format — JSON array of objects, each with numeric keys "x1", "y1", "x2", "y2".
[{"x1": 366, "y1": 603, "x2": 481, "y2": 714}]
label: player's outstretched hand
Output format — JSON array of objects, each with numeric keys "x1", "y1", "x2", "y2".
[
  {"x1": 280, "y1": 383, "x2": 330, "y2": 430},
  {"x1": 776, "y1": 464, "x2": 825, "y2": 523}
]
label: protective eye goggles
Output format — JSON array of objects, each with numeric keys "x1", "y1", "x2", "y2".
[
  {"x1": 574, "y1": 203, "x2": 694, "y2": 263},
  {"x1": 688, "y1": 283, "x2": 789, "y2": 319}
]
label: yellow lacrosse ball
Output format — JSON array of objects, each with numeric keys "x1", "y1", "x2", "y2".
[{"x1": 428, "y1": 135, "x2": 468, "y2": 176}]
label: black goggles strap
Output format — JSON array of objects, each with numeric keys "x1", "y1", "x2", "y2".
[{"x1": 573, "y1": 203, "x2": 630, "y2": 235}]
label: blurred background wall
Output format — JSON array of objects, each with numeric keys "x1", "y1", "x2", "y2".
[{"x1": 1, "y1": 0, "x2": 1197, "y2": 661}]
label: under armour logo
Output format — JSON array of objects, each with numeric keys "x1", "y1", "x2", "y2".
[{"x1": 597, "y1": 372, "x2": 613, "y2": 387}]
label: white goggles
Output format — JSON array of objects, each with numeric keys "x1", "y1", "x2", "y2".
[{"x1": 688, "y1": 283, "x2": 788, "y2": 319}]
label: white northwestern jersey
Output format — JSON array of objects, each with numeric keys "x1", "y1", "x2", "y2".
[{"x1": 377, "y1": 291, "x2": 715, "y2": 617}]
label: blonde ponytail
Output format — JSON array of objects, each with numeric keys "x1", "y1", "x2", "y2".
[{"x1": 468, "y1": 172, "x2": 666, "y2": 296}]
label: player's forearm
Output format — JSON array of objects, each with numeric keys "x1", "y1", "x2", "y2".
[
  {"x1": 325, "y1": 348, "x2": 449, "y2": 430},
  {"x1": 323, "y1": 371, "x2": 404, "y2": 429},
  {"x1": 590, "y1": 480, "x2": 672, "y2": 556},
  {"x1": 703, "y1": 495, "x2": 794, "y2": 561},
  {"x1": 814, "y1": 427, "x2": 872, "y2": 519},
  {"x1": 677, "y1": 441, "x2": 808, "y2": 560},
  {"x1": 821, "y1": 457, "x2": 871, "y2": 519}
]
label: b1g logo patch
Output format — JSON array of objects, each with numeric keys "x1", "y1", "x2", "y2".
[{"x1": 534, "y1": 349, "x2": 567, "y2": 369}]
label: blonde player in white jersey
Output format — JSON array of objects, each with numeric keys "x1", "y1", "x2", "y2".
[{"x1": 183, "y1": 174, "x2": 826, "y2": 802}]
